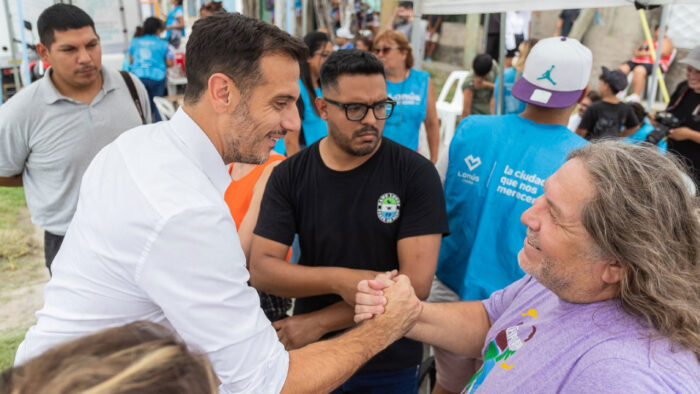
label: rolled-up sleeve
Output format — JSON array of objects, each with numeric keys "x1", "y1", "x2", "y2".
[{"x1": 137, "y1": 206, "x2": 288, "y2": 393}]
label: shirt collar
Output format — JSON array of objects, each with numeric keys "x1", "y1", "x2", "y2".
[
  {"x1": 168, "y1": 108, "x2": 231, "y2": 197},
  {"x1": 41, "y1": 67, "x2": 116, "y2": 104}
]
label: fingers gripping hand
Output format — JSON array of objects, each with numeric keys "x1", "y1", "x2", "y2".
[{"x1": 354, "y1": 271, "x2": 398, "y2": 323}]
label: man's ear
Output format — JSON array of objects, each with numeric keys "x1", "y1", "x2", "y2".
[
  {"x1": 601, "y1": 259, "x2": 623, "y2": 285},
  {"x1": 36, "y1": 42, "x2": 50, "y2": 64},
  {"x1": 577, "y1": 85, "x2": 590, "y2": 104},
  {"x1": 208, "y1": 73, "x2": 240, "y2": 113},
  {"x1": 315, "y1": 96, "x2": 329, "y2": 121}
]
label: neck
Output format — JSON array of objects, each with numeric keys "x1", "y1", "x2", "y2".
[
  {"x1": 310, "y1": 70, "x2": 320, "y2": 89},
  {"x1": 386, "y1": 67, "x2": 408, "y2": 82},
  {"x1": 230, "y1": 162, "x2": 256, "y2": 181},
  {"x1": 519, "y1": 104, "x2": 573, "y2": 126},
  {"x1": 318, "y1": 137, "x2": 380, "y2": 171},
  {"x1": 51, "y1": 68, "x2": 103, "y2": 104},
  {"x1": 182, "y1": 101, "x2": 225, "y2": 160},
  {"x1": 602, "y1": 94, "x2": 620, "y2": 104}
]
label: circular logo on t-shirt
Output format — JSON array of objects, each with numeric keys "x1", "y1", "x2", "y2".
[{"x1": 377, "y1": 193, "x2": 401, "y2": 223}]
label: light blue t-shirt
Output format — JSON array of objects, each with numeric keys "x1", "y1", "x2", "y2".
[
  {"x1": 494, "y1": 67, "x2": 526, "y2": 115},
  {"x1": 625, "y1": 119, "x2": 667, "y2": 152},
  {"x1": 165, "y1": 6, "x2": 185, "y2": 39},
  {"x1": 299, "y1": 78, "x2": 327, "y2": 147},
  {"x1": 436, "y1": 114, "x2": 588, "y2": 301},
  {"x1": 128, "y1": 35, "x2": 174, "y2": 81},
  {"x1": 384, "y1": 69, "x2": 429, "y2": 151}
]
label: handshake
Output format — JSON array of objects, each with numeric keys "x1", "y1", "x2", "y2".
[{"x1": 353, "y1": 270, "x2": 423, "y2": 339}]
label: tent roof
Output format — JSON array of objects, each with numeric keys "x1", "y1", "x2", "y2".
[{"x1": 422, "y1": 0, "x2": 693, "y2": 14}]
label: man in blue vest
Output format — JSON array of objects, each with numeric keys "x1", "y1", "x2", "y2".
[{"x1": 430, "y1": 36, "x2": 592, "y2": 394}]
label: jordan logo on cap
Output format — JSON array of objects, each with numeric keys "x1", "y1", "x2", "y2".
[{"x1": 537, "y1": 65, "x2": 557, "y2": 86}]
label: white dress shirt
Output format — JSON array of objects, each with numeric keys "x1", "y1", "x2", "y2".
[{"x1": 15, "y1": 108, "x2": 288, "y2": 393}]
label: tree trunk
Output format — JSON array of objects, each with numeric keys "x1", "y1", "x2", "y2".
[
  {"x1": 314, "y1": 0, "x2": 335, "y2": 42},
  {"x1": 339, "y1": 0, "x2": 357, "y2": 34},
  {"x1": 242, "y1": 0, "x2": 259, "y2": 19}
]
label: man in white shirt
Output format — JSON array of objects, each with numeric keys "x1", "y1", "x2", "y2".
[{"x1": 15, "y1": 13, "x2": 422, "y2": 393}]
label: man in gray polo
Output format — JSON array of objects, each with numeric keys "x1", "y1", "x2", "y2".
[{"x1": 0, "y1": 4, "x2": 150, "y2": 273}]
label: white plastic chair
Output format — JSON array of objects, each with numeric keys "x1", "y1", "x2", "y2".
[
  {"x1": 153, "y1": 96, "x2": 176, "y2": 121},
  {"x1": 436, "y1": 70, "x2": 470, "y2": 149}
]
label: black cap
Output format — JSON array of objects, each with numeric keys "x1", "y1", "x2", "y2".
[{"x1": 600, "y1": 66, "x2": 628, "y2": 93}]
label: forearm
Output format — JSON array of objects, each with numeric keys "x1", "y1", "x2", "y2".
[
  {"x1": 620, "y1": 125, "x2": 639, "y2": 137},
  {"x1": 425, "y1": 119, "x2": 440, "y2": 163},
  {"x1": 0, "y1": 175, "x2": 22, "y2": 187},
  {"x1": 309, "y1": 301, "x2": 355, "y2": 334},
  {"x1": 575, "y1": 128, "x2": 588, "y2": 138},
  {"x1": 407, "y1": 300, "x2": 490, "y2": 358}
]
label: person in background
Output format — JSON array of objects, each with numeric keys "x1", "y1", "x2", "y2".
[
  {"x1": 504, "y1": 11, "x2": 531, "y2": 68},
  {"x1": 1, "y1": 321, "x2": 218, "y2": 394},
  {"x1": 335, "y1": 27, "x2": 355, "y2": 50},
  {"x1": 0, "y1": 4, "x2": 150, "y2": 274},
  {"x1": 553, "y1": 9, "x2": 580, "y2": 37},
  {"x1": 373, "y1": 30, "x2": 439, "y2": 162},
  {"x1": 165, "y1": 0, "x2": 185, "y2": 49},
  {"x1": 129, "y1": 17, "x2": 174, "y2": 122},
  {"x1": 619, "y1": 25, "x2": 674, "y2": 103},
  {"x1": 355, "y1": 36, "x2": 373, "y2": 52},
  {"x1": 576, "y1": 67, "x2": 639, "y2": 140},
  {"x1": 567, "y1": 90, "x2": 601, "y2": 132},
  {"x1": 285, "y1": 31, "x2": 333, "y2": 156},
  {"x1": 462, "y1": 53, "x2": 498, "y2": 118},
  {"x1": 625, "y1": 102, "x2": 667, "y2": 152},
  {"x1": 200, "y1": 1, "x2": 224, "y2": 18},
  {"x1": 491, "y1": 39, "x2": 538, "y2": 115},
  {"x1": 386, "y1": 1, "x2": 415, "y2": 40},
  {"x1": 424, "y1": 15, "x2": 443, "y2": 62},
  {"x1": 665, "y1": 45, "x2": 700, "y2": 186}
]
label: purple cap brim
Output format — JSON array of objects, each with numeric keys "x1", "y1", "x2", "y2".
[{"x1": 511, "y1": 77, "x2": 583, "y2": 108}]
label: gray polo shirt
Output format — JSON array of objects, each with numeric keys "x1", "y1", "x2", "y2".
[{"x1": 0, "y1": 67, "x2": 151, "y2": 235}]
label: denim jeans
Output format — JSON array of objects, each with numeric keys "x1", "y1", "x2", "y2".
[
  {"x1": 139, "y1": 77, "x2": 167, "y2": 122},
  {"x1": 331, "y1": 365, "x2": 420, "y2": 394}
]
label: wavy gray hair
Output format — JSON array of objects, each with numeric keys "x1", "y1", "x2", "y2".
[{"x1": 568, "y1": 141, "x2": 700, "y2": 360}]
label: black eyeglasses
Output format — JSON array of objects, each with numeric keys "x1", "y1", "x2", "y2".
[
  {"x1": 372, "y1": 47, "x2": 399, "y2": 55},
  {"x1": 324, "y1": 98, "x2": 397, "y2": 121},
  {"x1": 313, "y1": 51, "x2": 332, "y2": 58}
]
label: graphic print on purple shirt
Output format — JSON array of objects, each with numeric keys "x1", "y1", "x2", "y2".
[{"x1": 461, "y1": 275, "x2": 700, "y2": 393}]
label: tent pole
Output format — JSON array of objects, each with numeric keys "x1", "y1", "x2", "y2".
[
  {"x1": 2, "y1": 0, "x2": 21, "y2": 92},
  {"x1": 482, "y1": 13, "x2": 489, "y2": 52},
  {"x1": 496, "y1": 11, "x2": 505, "y2": 115},
  {"x1": 15, "y1": 0, "x2": 30, "y2": 87},
  {"x1": 647, "y1": 6, "x2": 669, "y2": 111},
  {"x1": 411, "y1": 0, "x2": 423, "y2": 70}
]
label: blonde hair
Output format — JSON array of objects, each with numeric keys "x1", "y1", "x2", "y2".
[
  {"x1": 569, "y1": 141, "x2": 700, "y2": 360},
  {"x1": 374, "y1": 30, "x2": 414, "y2": 69},
  {"x1": 514, "y1": 38, "x2": 539, "y2": 78},
  {"x1": 2, "y1": 322, "x2": 219, "y2": 394}
]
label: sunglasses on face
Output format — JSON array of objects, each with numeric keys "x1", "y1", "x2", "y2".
[{"x1": 372, "y1": 47, "x2": 400, "y2": 55}]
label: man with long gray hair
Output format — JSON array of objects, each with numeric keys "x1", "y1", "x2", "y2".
[{"x1": 356, "y1": 140, "x2": 700, "y2": 392}]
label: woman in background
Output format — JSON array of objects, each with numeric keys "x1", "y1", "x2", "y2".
[
  {"x1": 165, "y1": 0, "x2": 185, "y2": 49},
  {"x1": 284, "y1": 31, "x2": 333, "y2": 156},
  {"x1": 129, "y1": 17, "x2": 174, "y2": 122},
  {"x1": 373, "y1": 30, "x2": 439, "y2": 163}
]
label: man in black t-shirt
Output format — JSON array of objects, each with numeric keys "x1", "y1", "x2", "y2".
[
  {"x1": 666, "y1": 46, "x2": 700, "y2": 186},
  {"x1": 250, "y1": 50, "x2": 449, "y2": 393},
  {"x1": 577, "y1": 67, "x2": 639, "y2": 140}
]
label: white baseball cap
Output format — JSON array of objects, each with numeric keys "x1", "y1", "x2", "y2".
[
  {"x1": 512, "y1": 36, "x2": 592, "y2": 108},
  {"x1": 336, "y1": 27, "x2": 354, "y2": 40}
]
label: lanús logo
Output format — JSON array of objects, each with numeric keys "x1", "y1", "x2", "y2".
[
  {"x1": 377, "y1": 193, "x2": 401, "y2": 224},
  {"x1": 464, "y1": 155, "x2": 482, "y2": 171}
]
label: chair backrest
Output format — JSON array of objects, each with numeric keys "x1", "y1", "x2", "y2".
[
  {"x1": 437, "y1": 70, "x2": 471, "y2": 112},
  {"x1": 153, "y1": 97, "x2": 176, "y2": 121}
]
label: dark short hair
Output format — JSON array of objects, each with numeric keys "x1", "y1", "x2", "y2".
[
  {"x1": 473, "y1": 53, "x2": 494, "y2": 76},
  {"x1": 398, "y1": 1, "x2": 414, "y2": 9},
  {"x1": 587, "y1": 90, "x2": 602, "y2": 102},
  {"x1": 629, "y1": 102, "x2": 647, "y2": 126},
  {"x1": 143, "y1": 17, "x2": 165, "y2": 36},
  {"x1": 38, "y1": 4, "x2": 95, "y2": 47},
  {"x1": 320, "y1": 49, "x2": 385, "y2": 92},
  {"x1": 184, "y1": 13, "x2": 307, "y2": 103}
]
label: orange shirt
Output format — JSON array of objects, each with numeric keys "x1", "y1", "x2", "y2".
[{"x1": 224, "y1": 153, "x2": 286, "y2": 229}]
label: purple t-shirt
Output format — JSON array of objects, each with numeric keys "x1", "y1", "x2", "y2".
[{"x1": 463, "y1": 275, "x2": 700, "y2": 393}]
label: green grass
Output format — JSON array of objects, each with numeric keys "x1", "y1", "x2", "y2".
[
  {"x1": 0, "y1": 329, "x2": 24, "y2": 371},
  {"x1": 0, "y1": 188, "x2": 26, "y2": 230}
]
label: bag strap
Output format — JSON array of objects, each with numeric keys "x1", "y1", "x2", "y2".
[{"x1": 119, "y1": 70, "x2": 146, "y2": 124}]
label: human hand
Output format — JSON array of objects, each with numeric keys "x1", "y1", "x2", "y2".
[
  {"x1": 273, "y1": 313, "x2": 325, "y2": 350},
  {"x1": 354, "y1": 270, "x2": 398, "y2": 323},
  {"x1": 364, "y1": 275, "x2": 422, "y2": 342},
  {"x1": 336, "y1": 269, "x2": 380, "y2": 306},
  {"x1": 473, "y1": 76, "x2": 485, "y2": 90},
  {"x1": 668, "y1": 127, "x2": 696, "y2": 141}
]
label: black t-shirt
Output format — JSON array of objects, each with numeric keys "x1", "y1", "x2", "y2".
[
  {"x1": 667, "y1": 81, "x2": 700, "y2": 185},
  {"x1": 255, "y1": 138, "x2": 449, "y2": 372},
  {"x1": 559, "y1": 9, "x2": 581, "y2": 37},
  {"x1": 579, "y1": 101, "x2": 639, "y2": 140}
]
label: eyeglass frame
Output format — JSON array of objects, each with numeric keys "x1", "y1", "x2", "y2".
[
  {"x1": 313, "y1": 50, "x2": 332, "y2": 58},
  {"x1": 323, "y1": 97, "x2": 397, "y2": 121},
  {"x1": 372, "y1": 46, "x2": 401, "y2": 55}
]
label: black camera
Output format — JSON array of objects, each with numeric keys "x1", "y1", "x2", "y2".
[{"x1": 645, "y1": 112, "x2": 681, "y2": 145}]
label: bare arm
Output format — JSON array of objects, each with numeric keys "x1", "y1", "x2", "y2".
[
  {"x1": 397, "y1": 234, "x2": 441, "y2": 300},
  {"x1": 424, "y1": 78, "x2": 440, "y2": 163},
  {"x1": 168, "y1": 15, "x2": 185, "y2": 30},
  {"x1": 249, "y1": 235, "x2": 377, "y2": 305},
  {"x1": 462, "y1": 89, "x2": 474, "y2": 118},
  {"x1": 273, "y1": 301, "x2": 354, "y2": 350},
  {"x1": 407, "y1": 300, "x2": 491, "y2": 358},
  {"x1": 660, "y1": 38, "x2": 674, "y2": 58},
  {"x1": 489, "y1": 95, "x2": 496, "y2": 115},
  {"x1": 620, "y1": 124, "x2": 640, "y2": 137},
  {"x1": 575, "y1": 127, "x2": 588, "y2": 138},
  {"x1": 237, "y1": 162, "x2": 281, "y2": 262},
  {"x1": 553, "y1": 17, "x2": 563, "y2": 36},
  {"x1": 282, "y1": 275, "x2": 422, "y2": 393},
  {"x1": 0, "y1": 175, "x2": 22, "y2": 187}
]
